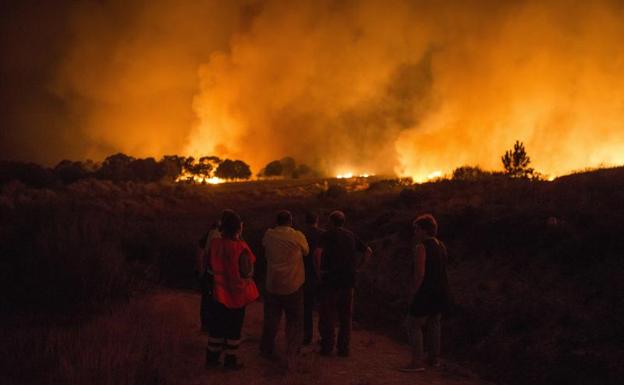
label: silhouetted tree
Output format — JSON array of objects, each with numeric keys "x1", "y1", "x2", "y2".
[
  {"x1": 293, "y1": 164, "x2": 312, "y2": 178},
  {"x1": 502, "y1": 141, "x2": 534, "y2": 178},
  {"x1": 215, "y1": 159, "x2": 252, "y2": 180},
  {"x1": 160, "y1": 155, "x2": 186, "y2": 180},
  {"x1": 280, "y1": 157, "x2": 296, "y2": 177},
  {"x1": 97, "y1": 153, "x2": 136, "y2": 181},
  {"x1": 195, "y1": 156, "x2": 222, "y2": 177},
  {"x1": 260, "y1": 156, "x2": 305, "y2": 178},
  {"x1": 128, "y1": 157, "x2": 164, "y2": 182},
  {"x1": 263, "y1": 160, "x2": 283, "y2": 176}
]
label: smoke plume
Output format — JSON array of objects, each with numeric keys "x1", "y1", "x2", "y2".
[{"x1": 2, "y1": 0, "x2": 624, "y2": 178}]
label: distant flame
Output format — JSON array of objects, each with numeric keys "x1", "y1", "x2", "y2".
[
  {"x1": 427, "y1": 170, "x2": 443, "y2": 180},
  {"x1": 336, "y1": 171, "x2": 374, "y2": 179},
  {"x1": 175, "y1": 171, "x2": 225, "y2": 184},
  {"x1": 407, "y1": 170, "x2": 445, "y2": 184}
]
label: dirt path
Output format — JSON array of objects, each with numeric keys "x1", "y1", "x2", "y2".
[{"x1": 141, "y1": 290, "x2": 489, "y2": 385}]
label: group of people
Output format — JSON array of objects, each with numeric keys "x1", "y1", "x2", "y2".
[{"x1": 195, "y1": 209, "x2": 451, "y2": 373}]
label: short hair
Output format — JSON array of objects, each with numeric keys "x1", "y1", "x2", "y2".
[
  {"x1": 413, "y1": 214, "x2": 438, "y2": 236},
  {"x1": 276, "y1": 210, "x2": 293, "y2": 226},
  {"x1": 305, "y1": 211, "x2": 319, "y2": 225},
  {"x1": 329, "y1": 210, "x2": 346, "y2": 227},
  {"x1": 220, "y1": 209, "x2": 242, "y2": 238}
]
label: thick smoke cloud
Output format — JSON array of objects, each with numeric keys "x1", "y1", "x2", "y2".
[
  {"x1": 190, "y1": 0, "x2": 624, "y2": 178},
  {"x1": 2, "y1": 0, "x2": 624, "y2": 178}
]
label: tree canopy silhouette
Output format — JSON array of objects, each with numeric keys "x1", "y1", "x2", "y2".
[
  {"x1": 263, "y1": 160, "x2": 283, "y2": 176},
  {"x1": 502, "y1": 141, "x2": 534, "y2": 178},
  {"x1": 215, "y1": 159, "x2": 252, "y2": 180}
]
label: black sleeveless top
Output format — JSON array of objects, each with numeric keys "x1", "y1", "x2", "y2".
[{"x1": 409, "y1": 237, "x2": 452, "y2": 316}]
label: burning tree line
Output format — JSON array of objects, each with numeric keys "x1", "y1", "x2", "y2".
[
  {"x1": 0, "y1": 140, "x2": 539, "y2": 188},
  {"x1": 0, "y1": 153, "x2": 321, "y2": 188},
  {"x1": 0, "y1": 153, "x2": 251, "y2": 187}
]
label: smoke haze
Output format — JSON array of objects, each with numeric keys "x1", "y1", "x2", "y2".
[{"x1": 2, "y1": 0, "x2": 624, "y2": 178}]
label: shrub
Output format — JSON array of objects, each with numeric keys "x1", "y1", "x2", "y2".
[{"x1": 452, "y1": 165, "x2": 491, "y2": 181}]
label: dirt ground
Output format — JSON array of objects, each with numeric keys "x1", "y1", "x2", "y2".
[{"x1": 143, "y1": 290, "x2": 490, "y2": 385}]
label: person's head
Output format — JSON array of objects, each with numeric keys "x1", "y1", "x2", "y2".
[
  {"x1": 276, "y1": 210, "x2": 293, "y2": 227},
  {"x1": 220, "y1": 209, "x2": 242, "y2": 239},
  {"x1": 329, "y1": 210, "x2": 346, "y2": 229},
  {"x1": 412, "y1": 214, "x2": 437, "y2": 241},
  {"x1": 305, "y1": 211, "x2": 319, "y2": 227}
]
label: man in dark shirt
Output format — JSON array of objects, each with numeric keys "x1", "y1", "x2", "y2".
[
  {"x1": 314, "y1": 210, "x2": 372, "y2": 356},
  {"x1": 196, "y1": 220, "x2": 221, "y2": 333},
  {"x1": 401, "y1": 214, "x2": 451, "y2": 372},
  {"x1": 301, "y1": 211, "x2": 325, "y2": 345}
]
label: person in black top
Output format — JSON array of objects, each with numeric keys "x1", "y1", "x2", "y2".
[
  {"x1": 196, "y1": 220, "x2": 221, "y2": 333},
  {"x1": 301, "y1": 211, "x2": 325, "y2": 345},
  {"x1": 400, "y1": 214, "x2": 451, "y2": 372},
  {"x1": 314, "y1": 210, "x2": 372, "y2": 356}
]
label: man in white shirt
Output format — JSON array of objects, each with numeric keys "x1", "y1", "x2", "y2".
[{"x1": 260, "y1": 210, "x2": 309, "y2": 359}]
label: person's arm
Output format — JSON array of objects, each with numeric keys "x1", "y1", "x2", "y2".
[
  {"x1": 299, "y1": 231, "x2": 310, "y2": 256},
  {"x1": 354, "y1": 237, "x2": 373, "y2": 269},
  {"x1": 313, "y1": 247, "x2": 323, "y2": 280},
  {"x1": 196, "y1": 233, "x2": 208, "y2": 276},
  {"x1": 410, "y1": 244, "x2": 426, "y2": 298},
  {"x1": 239, "y1": 249, "x2": 254, "y2": 279},
  {"x1": 196, "y1": 247, "x2": 205, "y2": 276}
]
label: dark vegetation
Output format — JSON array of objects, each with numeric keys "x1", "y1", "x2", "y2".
[
  {"x1": 1, "y1": 150, "x2": 622, "y2": 384},
  {"x1": 502, "y1": 140, "x2": 536, "y2": 178},
  {"x1": 0, "y1": 153, "x2": 255, "y2": 188},
  {"x1": 258, "y1": 156, "x2": 317, "y2": 179}
]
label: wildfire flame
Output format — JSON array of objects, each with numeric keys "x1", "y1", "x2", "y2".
[
  {"x1": 175, "y1": 171, "x2": 225, "y2": 185},
  {"x1": 336, "y1": 171, "x2": 374, "y2": 179}
]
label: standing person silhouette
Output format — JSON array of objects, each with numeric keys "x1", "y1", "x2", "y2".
[
  {"x1": 314, "y1": 210, "x2": 372, "y2": 357},
  {"x1": 301, "y1": 211, "x2": 325, "y2": 345},
  {"x1": 400, "y1": 214, "x2": 451, "y2": 372},
  {"x1": 205, "y1": 210, "x2": 258, "y2": 370},
  {"x1": 196, "y1": 219, "x2": 221, "y2": 333},
  {"x1": 260, "y1": 210, "x2": 309, "y2": 361}
]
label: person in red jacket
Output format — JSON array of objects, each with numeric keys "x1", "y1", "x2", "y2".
[{"x1": 206, "y1": 210, "x2": 259, "y2": 370}]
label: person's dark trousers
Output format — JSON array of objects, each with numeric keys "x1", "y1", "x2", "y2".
[
  {"x1": 303, "y1": 285, "x2": 317, "y2": 344},
  {"x1": 260, "y1": 286, "x2": 304, "y2": 356},
  {"x1": 206, "y1": 301, "x2": 245, "y2": 368},
  {"x1": 319, "y1": 286, "x2": 353, "y2": 355},
  {"x1": 199, "y1": 274, "x2": 214, "y2": 332}
]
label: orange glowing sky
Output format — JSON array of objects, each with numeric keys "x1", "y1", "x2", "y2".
[{"x1": 2, "y1": 0, "x2": 624, "y2": 180}]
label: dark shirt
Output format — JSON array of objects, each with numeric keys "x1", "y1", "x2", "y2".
[
  {"x1": 319, "y1": 227, "x2": 367, "y2": 289},
  {"x1": 302, "y1": 225, "x2": 325, "y2": 289},
  {"x1": 409, "y1": 237, "x2": 452, "y2": 316}
]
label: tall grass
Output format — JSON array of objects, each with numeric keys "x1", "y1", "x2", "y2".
[{"x1": 0, "y1": 297, "x2": 182, "y2": 385}]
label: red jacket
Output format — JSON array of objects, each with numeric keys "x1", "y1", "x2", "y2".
[{"x1": 209, "y1": 238, "x2": 259, "y2": 308}]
